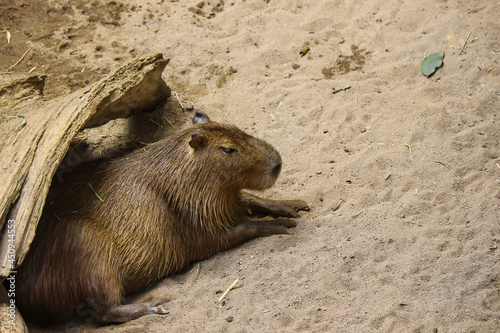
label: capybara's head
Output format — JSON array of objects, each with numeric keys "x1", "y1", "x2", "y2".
[
  {"x1": 171, "y1": 110, "x2": 282, "y2": 192},
  {"x1": 188, "y1": 121, "x2": 281, "y2": 191}
]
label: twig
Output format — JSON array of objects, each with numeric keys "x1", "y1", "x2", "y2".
[
  {"x1": 332, "y1": 199, "x2": 344, "y2": 212},
  {"x1": 87, "y1": 183, "x2": 104, "y2": 203},
  {"x1": 164, "y1": 117, "x2": 174, "y2": 128},
  {"x1": 351, "y1": 210, "x2": 364, "y2": 218},
  {"x1": 72, "y1": 135, "x2": 88, "y2": 150},
  {"x1": 187, "y1": 263, "x2": 201, "y2": 281},
  {"x1": 436, "y1": 161, "x2": 449, "y2": 168},
  {"x1": 140, "y1": 141, "x2": 155, "y2": 152},
  {"x1": 52, "y1": 211, "x2": 61, "y2": 222},
  {"x1": 404, "y1": 143, "x2": 412, "y2": 154},
  {"x1": 332, "y1": 86, "x2": 351, "y2": 94},
  {"x1": 461, "y1": 32, "x2": 471, "y2": 54},
  {"x1": 218, "y1": 277, "x2": 239, "y2": 303},
  {"x1": 5, "y1": 115, "x2": 27, "y2": 134},
  {"x1": 223, "y1": 107, "x2": 232, "y2": 121},
  {"x1": 174, "y1": 91, "x2": 185, "y2": 111},
  {"x1": 8, "y1": 46, "x2": 32, "y2": 70},
  {"x1": 149, "y1": 118, "x2": 163, "y2": 128},
  {"x1": 156, "y1": 109, "x2": 161, "y2": 128},
  {"x1": 189, "y1": 263, "x2": 201, "y2": 274}
]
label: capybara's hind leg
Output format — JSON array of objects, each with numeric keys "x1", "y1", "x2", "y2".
[
  {"x1": 97, "y1": 299, "x2": 169, "y2": 323},
  {"x1": 77, "y1": 265, "x2": 169, "y2": 324},
  {"x1": 241, "y1": 192, "x2": 310, "y2": 218}
]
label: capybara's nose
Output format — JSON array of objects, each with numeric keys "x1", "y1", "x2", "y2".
[{"x1": 272, "y1": 161, "x2": 282, "y2": 177}]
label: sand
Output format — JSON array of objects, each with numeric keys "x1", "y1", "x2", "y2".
[{"x1": 1, "y1": 0, "x2": 499, "y2": 332}]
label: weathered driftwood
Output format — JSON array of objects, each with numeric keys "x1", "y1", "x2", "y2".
[{"x1": 0, "y1": 53, "x2": 170, "y2": 281}]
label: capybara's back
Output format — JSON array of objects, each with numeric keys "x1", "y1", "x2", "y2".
[{"x1": 16, "y1": 112, "x2": 309, "y2": 325}]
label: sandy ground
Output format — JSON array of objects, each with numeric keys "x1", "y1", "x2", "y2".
[{"x1": 1, "y1": 0, "x2": 499, "y2": 332}]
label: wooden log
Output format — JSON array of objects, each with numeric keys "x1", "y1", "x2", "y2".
[{"x1": 0, "y1": 53, "x2": 170, "y2": 280}]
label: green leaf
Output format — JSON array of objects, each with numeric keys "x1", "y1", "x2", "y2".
[{"x1": 422, "y1": 52, "x2": 445, "y2": 77}]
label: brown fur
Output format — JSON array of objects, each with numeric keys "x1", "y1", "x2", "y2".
[{"x1": 16, "y1": 118, "x2": 309, "y2": 325}]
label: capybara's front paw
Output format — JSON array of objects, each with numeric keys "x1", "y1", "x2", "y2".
[{"x1": 288, "y1": 199, "x2": 310, "y2": 212}]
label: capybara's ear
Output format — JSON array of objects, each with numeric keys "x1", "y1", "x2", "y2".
[
  {"x1": 189, "y1": 132, "x2": 207, "y2": 149},
  {"x1": 192, "y1": 110, "x2": 210, "y2": 124}
]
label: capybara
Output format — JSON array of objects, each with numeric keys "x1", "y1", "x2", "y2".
[{"x1": 15, "y1": 111, "x2": 309, "y2": 325}]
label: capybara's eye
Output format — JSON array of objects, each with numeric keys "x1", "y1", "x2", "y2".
[{"x1": 219, "y1": 147, "x2": 238, "y2": 154}]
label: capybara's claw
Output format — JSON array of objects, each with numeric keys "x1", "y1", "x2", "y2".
[
  {"x1": 292, "y1": 199, "x2": 310, "y2": 212},
  {"x1": 145, "y1": 306, "x2": 169, "y2": 315}
]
